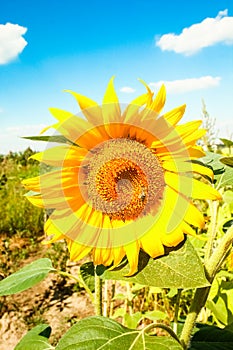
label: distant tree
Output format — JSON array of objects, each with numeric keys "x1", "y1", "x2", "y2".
[{"x1": 0, "y1": 147, "x2": 38, "y2": 166}]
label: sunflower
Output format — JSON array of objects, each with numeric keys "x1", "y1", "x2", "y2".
[{"x1": 22, "y1": 77, "x2": 221, "y2": 275}]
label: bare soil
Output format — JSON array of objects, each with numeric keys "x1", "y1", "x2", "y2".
[{"x1": 0, "y1": 237, "x2": 95, "y2": 350}]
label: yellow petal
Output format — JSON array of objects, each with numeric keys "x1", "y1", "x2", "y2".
[
  {"x1": 124, "y1": 241, "x2": 140, "y2": 276},
  {"x1": 165, "y1": 172, "x2": 221, "y2": 200},
  {"x1": 45, "y1": 114, "x2": 103, "y2": 149},
  {"x1": 157, "y1": 186, "x2": 205, "y2": 230},
  {"x1": 44, "y1": 218, "x2": 64, "y2": 240},
  {"x1": 182, "y1": 129, "x2": 206, "y2": 146},
  {"x1": 111, "y1": 246, "x2": 125, "y2": 268},
  {"x1": 123, "y1": 79, "x2": 154, "y2": 124},
  {"x1": 161, "y1": 229, "x2": 184, "y2": 247},
  {"x1": 102, "y1": 77, "x2": 122, "y2": 137},
  {"x1": 162, "y1": 160, "x2": 214, "y2": 179},
  {"x1": 181, "y1": 221, "x2": 205, "y2": 239},
  {"x1": 29, "y1": 145, "x2": 87, "y2": 166},
  {"x1": 65, "y1": 90, "x2": 104, "y2": 125},
  {"x1": 188, "y1": 146, "x2": 206, "y2": 159},
  {"x1": 40, "y1": 108, "x2": 74, "y2": 136},
  {"x1": 39, "y1": 109, "x2": 74, "y2": 135},
  {"x1": 49, "y1": 108, "x2": 74, "y2": 123},
  {"x1": 123, "y1": 94, "x2": 148, "y2": 124},
  {"x1": 93, "y1": 247, "x2": 113, "y2": 266},
  {"x1": 138, "y1": 78, "x2": 154, "y2": 107},
  {"x1": 176, "y1": 120, "x2": 202, "y2": 137},
  {"x1": 25, "y1": 194, "x2": 45, "y2": 208},
  {"x1": 163, "y1": 105, "x2": 186, "y2": 126},
  {"x1": 23, "y1": 165, "x2": 85, "y2": 211},
  {"x1": 25, "y1": 193, "x2": 76, "y2": 210},
  {"x1": 149, "y1": 84, "x2": 166, "y2": 114},
  {"x1": 140, "y1": 231, "x2": 164, "y2": 258},
  {"x1": 68, "y1": 240, "x2": 92, "y2": 261},
  {"x1": 190, "y1": 162, "x2": 214, "y2": 179},
  {"x1": 102, "y1": 76, "x2": 121, "y2": 120}
]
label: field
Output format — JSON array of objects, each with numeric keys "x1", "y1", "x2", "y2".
[{"x1": 0, "y1": 144, "x2": 233, "y2": 349}]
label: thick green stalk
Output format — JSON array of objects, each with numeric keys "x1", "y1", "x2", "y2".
[
  {"x1": 57, "y1": 270, "x2": 94, "y2": 303},
  {"x1": 103, "y1": 279, "x2": 109, "y2": 317},
  {"x1": 109, "y1": 281, "x2": 116, "y2": 317},
  {"x1": 173, "y1": 289, "x2": 182, "y2": 334},
  {"x1": 180, "y1": 224, "x2": 233, "y2": 349},
  {"x1": 179, "y1": 287, "x2": 210, "y2": 349},
  {"x1": 144, "y1": 323, "x2": 182, "y2": 345},
  {"x1": 94, "y1": 269, "x2": 103, "y2": 316}
]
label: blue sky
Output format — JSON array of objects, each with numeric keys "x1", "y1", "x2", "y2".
[{"x1": 0, "y1": 0, "x2": 233, "y2": 154}]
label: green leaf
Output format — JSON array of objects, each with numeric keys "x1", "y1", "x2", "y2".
[
  {"x1": 225, "y1": 322, "x2": 233, "y2": 332},
  {"x1": 80, "y1": 262, "x2": 95, "y2": 293},
  {"x1": 124, "y1": 312, "x2": 142, "y2": 329},
  {"x1": 206, "y1": 299, "x2": 228, "y2": 326},
  {"x1": 22, "y1": 135, "x2": 78, "y2": 146},
  {"x1": 190, "y1": 325, "x2": 233, "y2": 350},
  {"x1": 0, "y1": 258, "x2": 55, "y2": 296},
  {"x1": 222, "y1": 219, "x2": 233, "y2": 233},
  {"x1": 220, "y1": 138, "x2": 233, "y2": 148},
  {"x1": 201, "y1": 152, "x2": 233, "y2": 187},
  {"x1": 144, "y1": 310, "x2": 167, "y2": 321},
  {"x1": 220, "y1": 157, "x2": 233, "y2": 168},
  {"x1": 112, "y1": 293, "x2": 127, "y2": 301},
  {"x1": 208, "y1": 277, "x2": 219, "y2": 301},
  {"x1": 25, "y1": 324, "x2": 52, "y2": 339},
  {"x1": 15, "y1": 336, "x2": 51, "y2": 350},
  {"x1": 55, "y1": 316, "x2": 183, "y2": 350},
  {"x1": 99, "y1": 239, "x2": 209, "y2": 289},
  {"x1": 112, "y1": 308, "x2": 125, "y2": 318},
  {"x1": 223, "y1": 190, "x2": 233, "y2": 205},
  {"x1": 167, "y1": 288, "x2": 178, "y2": 298},
  {"x1": 15, "y1": 324, "x2": 52, "y2": 350}
]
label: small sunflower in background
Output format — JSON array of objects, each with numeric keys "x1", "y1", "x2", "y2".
[{"x1": 22, "y1": 77, "x2": 221, "y2": 275}]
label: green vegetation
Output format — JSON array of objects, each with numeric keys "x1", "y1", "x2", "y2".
[
  {"x1": 0, "y1": 148, "x2": 44, "y2": 237},
  {"x1": 1, "y1": 142, "x2": 233, "y2": 349}
]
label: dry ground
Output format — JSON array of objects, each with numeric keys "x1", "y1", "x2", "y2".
[{"x1": 0, "y1": 236, "x2": 95, "y2": 349}]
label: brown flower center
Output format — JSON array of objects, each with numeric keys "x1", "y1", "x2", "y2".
[{"x1": 79, "y1": 138, "x2": 165, "y2": 222}]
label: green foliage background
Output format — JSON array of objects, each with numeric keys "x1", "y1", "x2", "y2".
[
  {"x1": 1, "y1": 143, "x2": 233, "y2": 349},
  {"x1": 0, "y1": 148, "x2": 44, "y2": 236}
]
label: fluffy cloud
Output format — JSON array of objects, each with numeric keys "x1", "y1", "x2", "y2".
[
  {"x1": 0, "y1": 23, "x2": 27, "y2": 64},
  {"x1": 156, "y1": 10, "x2": 233, "y2": 55},
  {"x1": 149, "y1": 76, "x2": 221, "y2": 94},
  {"x1": 120, "y1": 86, "x2": 136, "y2": 93},
  {"x1": 0, "y1": 124, "x2": 47, "y2": 154}
]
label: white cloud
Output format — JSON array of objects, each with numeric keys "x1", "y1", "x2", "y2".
[
  {"x1": 156, "y1": 9, "x2": 233, "y2": 55},
  {"x1": 120, "y1": 86, "x2": 136, "y2": 93},
  {"x1": 0, "y1": 124, "x2": 47, "y2": 154},
  {"x1": 0, "y1": 23, "x2": 28, "y2": 64},
  {"x1": 149, "y1": 76, "x2": 221, "y2": 94}
]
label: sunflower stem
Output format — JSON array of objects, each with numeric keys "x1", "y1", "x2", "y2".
[
  {"x1": 94, "y1": 267, "x2": 103, "y2": 316},
  {"x1": 143, "y1": 322, "x2": 182, "y2": 345},
  {"x1": 179, "y1": 287, "x2": 210, "y2": 349},
  {"x1": 173, "y1": 289, "x2": 182, "y2": 335},
  {"x1": 180, "y1": 224, "x2": 233, "y2": 349},
  {"x1": 109, "y1": 280, "x2": 116, "y2": 318},
  {"x1": 56, "y1": 270, "x2": 95, "y2": 303},
  {"x1": 205, "y1": 224, "x2": 233, "y2": 277},
  {"x1": 126, "y1": 282, "x2": 133, "y2": 315},
  {"x1": 103, "y1": 279, "x2": 109, "y2": 317}
]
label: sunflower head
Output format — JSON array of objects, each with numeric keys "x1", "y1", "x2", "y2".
[{"x1": 22, "y1": 77, "x2": 221, "y2": 275}]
